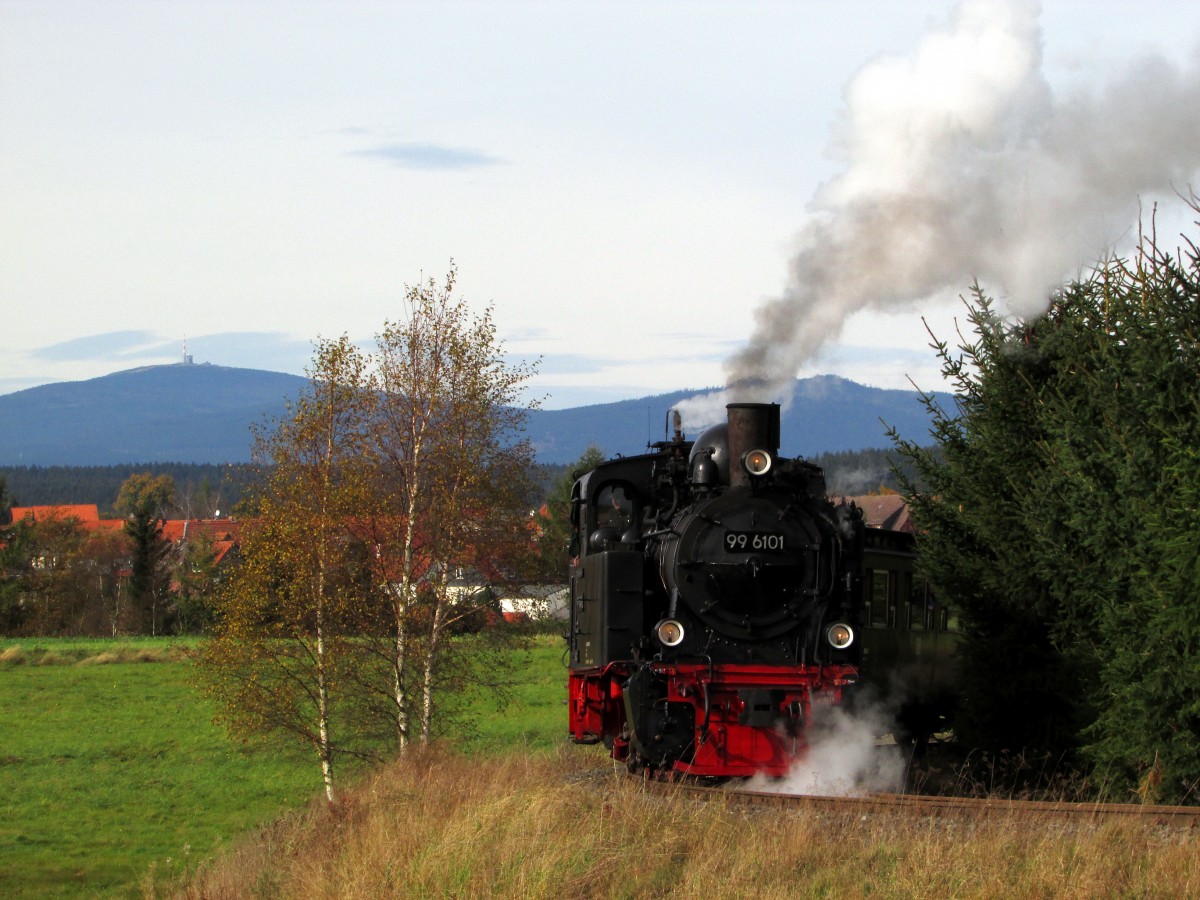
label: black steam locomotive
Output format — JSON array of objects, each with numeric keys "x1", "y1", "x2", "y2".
[{"x1": 566, "y1": 402, "x2": 955, "y2": 778}]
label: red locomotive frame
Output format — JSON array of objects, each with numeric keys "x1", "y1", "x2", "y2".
[{"x1": 569, "y1": 661, "x2": 859, "y2": 777}]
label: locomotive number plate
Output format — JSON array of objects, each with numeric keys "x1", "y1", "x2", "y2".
[{"x1": 724, "y1": 531, "x2": 785, "y2": 552}]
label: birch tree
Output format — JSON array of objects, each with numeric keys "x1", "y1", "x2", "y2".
[
  {"x1": 199, "y1": 336, "x2": 375, "y2": 802},
  {"x1": 365, "y1": 265, "x2": 538, "y2": 748}
]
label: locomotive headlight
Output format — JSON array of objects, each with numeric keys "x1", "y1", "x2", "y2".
[
  {"x1": 826, "y1": 622, "x2": 855, "y2": 650},
  {"x1": 655, "y1": 618, "x2": 686, "y2": 647},
  {"x1": 743, "y1": 448, "x2": 772, "y2": 477}
]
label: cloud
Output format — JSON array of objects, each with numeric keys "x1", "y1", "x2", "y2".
[
  {"x1": 529, "y1": 344, "x2": 740, "y2": 376},
  {"x1": 502, "y1": 325, "x2": 554, "y2": 343},
  {"x1": 33, "y1": 330, "x2": 160, "y2": 362},
  {"x1": 350, "y1": 142, "x2": 503, "y2": 170},
  {"x1": 528, "y1": 382, "x2": 665, "y2": 410},
  {"x1": 814, "y1": 343, "x2": 937, "y2": 370},
  {"x1": 527, "y1": 353, "x2": 613, "y2": 376}
]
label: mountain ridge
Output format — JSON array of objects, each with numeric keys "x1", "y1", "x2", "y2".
[{"x1": 0, "y1": 364, "x2": 947, "y2": 466}]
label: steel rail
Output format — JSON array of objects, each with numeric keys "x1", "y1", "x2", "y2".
[{"x1": 648, "y1": 780, "x2": 1200, "y2": 826}]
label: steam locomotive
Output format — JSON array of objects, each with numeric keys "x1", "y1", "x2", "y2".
[{"x1": 566, "y1": 402, "x2": 955, "y2": 778}]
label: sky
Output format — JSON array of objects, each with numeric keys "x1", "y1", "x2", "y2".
[{"x1": 4, "y1": 1, "x2": 1200, "y2": 416}]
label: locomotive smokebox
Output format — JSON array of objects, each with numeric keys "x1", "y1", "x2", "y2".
[{"x1": 727, "y1": 403, "x2": 780, "y2": 487}]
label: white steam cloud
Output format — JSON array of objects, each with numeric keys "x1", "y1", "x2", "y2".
[
  {"x1": 679, "y1": 0, "x2": 1200, "y2": 427},
  {"x1": 745, "y1": 705, "x2": 906, "y2": 796}
]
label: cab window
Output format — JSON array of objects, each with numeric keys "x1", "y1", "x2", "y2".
[{"x1": 595, "y1": 483, "x2": 634, "y2": 531}]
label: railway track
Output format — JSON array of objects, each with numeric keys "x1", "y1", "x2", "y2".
[{"x1": 648, "y1": 780, "x2": 1200, "y2": 827}]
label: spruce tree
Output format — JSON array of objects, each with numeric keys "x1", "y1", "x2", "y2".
[
  {"x1": 115, "y1": 473, "x2": 176, "y2": 635},
  {"x1": 892, "y1": 204, "x2": 1200, "y2": 800},
  {"x1": 892, "y1": 289, "x2": 1093, "y2": 762}
]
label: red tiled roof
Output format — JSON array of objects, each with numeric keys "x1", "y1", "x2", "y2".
[
  {"x1": 9, "y1": 506, "x2": 241, "y2": 550},
  {"x1": 160, "y1": 519, "x2": 239, "y2": 543},
  {"x1": 162, "y1": 519, "x2": 241, "y2": 565},
  {"x1": 210, "y1": 540, "x2": 237, "y2": 565},
  {"x1": 12, "y1": 504, "x2": 102, "y2": 522},
  {"x1": 838, "y1": 494, "x2": 915, "y2": 533},
  {"x1": 9, "y1": 505, "x2": 124, "y2": 531}
]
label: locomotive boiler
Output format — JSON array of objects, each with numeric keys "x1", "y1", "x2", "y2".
[{"x1": 566, "y1": 402, "x2": 867, "y2": 777}]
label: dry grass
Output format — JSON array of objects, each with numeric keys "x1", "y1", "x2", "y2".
[
  {"x1": 0, "y1": 643, "x2": 185, "y2": 667},
  {"x1": 0, "y1": 645, "x2": 26, "y2": 665},
  {"x1": 74, "y1": 646, "x2": 185, "y2": 664},
  {"x1": 176, "y1": 747, "x2": 1200, "y2": 899}
]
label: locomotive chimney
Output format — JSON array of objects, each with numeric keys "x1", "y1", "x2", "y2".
[{"x1": 726, "y1": 403, "x2": 780, "y2": 487}]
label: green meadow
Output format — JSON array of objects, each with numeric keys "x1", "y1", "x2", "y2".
[{"x1": 0, "y1": 634, "x2": 568, "y2": 898}]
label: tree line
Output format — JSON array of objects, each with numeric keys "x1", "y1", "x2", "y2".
[
  {"x1": 534, "y1": 446, "x2": 923, "y2": 502},
  {"x1": 891, "y1": 201, "x2": 1200, "y2": 804},
  {"x1": 0, "y1": 462, "x2": 255, "y2": 517}
]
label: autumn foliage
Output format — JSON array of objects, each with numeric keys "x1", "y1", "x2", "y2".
[{"x1": 198, "y1": 266, "x2": 540, "y2": 799}]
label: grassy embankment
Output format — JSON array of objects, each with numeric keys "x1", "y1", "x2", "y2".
[
  {"x1": 0, "y1": 634, "x2": 566, "y2": 898},
  {"x1": 182, "y1": 749, "x2": 1200, "y2": 899}
]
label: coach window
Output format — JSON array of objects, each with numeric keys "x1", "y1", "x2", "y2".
[
  {"x1": 925, "y1": 588, "x2": 958, "y2": 632},
  {"x1": 907, "y1": 575, "x2": 928, "y2": 631},
  {"x1": 867, "y1": 570, "x2": 892, "y2": 628}
]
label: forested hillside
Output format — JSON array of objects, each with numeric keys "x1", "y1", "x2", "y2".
[
  {"x1": 0, "y1": 364, "x2": 307, "y2": 466},
  {"x1": 1, "y1": 463, "x2": 257, "y2": 516},
  {"x1": 2, "y1": 365, "x2": 946, "y2": 467},
  {"x1": 2, "y1": 449, "x2": 920, "y2": 511}
]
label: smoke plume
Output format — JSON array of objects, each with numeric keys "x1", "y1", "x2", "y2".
[{"x1": 680, "y1": 0, "x2": 1200, "y2": 427}]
